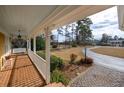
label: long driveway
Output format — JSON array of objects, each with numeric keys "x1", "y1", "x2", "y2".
[{"x1": 83, "y1": 47, "x2": 124, "y2": 72}]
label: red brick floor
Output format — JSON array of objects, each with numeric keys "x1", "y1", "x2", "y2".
[
  {"x1": 0, "y1": 70, "x2": 12, "y2": 87},
  {"x1": 0, "y1": 54, "x2": 45, "y2": 87},
  {"x1": 0, "y1": 57, "x2": 15, "y2": 87}
]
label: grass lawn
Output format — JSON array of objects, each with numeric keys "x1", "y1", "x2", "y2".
[
  {"x1": 37, "y1": 46, "x2": 93, "y2": 83},
  {"x1": 51, "y1": 47, "x2": 85, "y2": 63},
  {"x1": 91, "y1": 47, "x2": 124, "y2": 58}
]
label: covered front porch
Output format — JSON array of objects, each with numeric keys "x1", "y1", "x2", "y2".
[
  {"x1": 0, "y1": 54, "x2": 45, "y2": 87},
  {"x1": 0, "y1": 5, "x2": 123, "y2": 87}
]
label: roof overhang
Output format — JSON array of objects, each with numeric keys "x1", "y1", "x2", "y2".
[
  {"x1": 0, "y1": 5, "x2": 113, "y2": 38},
  {"x1": 117, "y1": 5, "x2": 124, "y2": 31},
  {"x1": 31, "y1": 5, "x2": 113, "y2": 37}
]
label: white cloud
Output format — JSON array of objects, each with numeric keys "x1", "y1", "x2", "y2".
[
  {"x1": 52, "y1": 6, "x2": 124, "y2": 41},
  {"x1": 89, "y1": 6, "x2": 124, "y2": 39}
]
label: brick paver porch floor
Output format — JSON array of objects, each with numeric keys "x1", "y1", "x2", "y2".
[{"x1": 0, "y1": 54, "x2": 45, "y2": 87}]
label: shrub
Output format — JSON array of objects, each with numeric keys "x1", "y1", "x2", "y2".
[
  {"x1": 70, "y1": 53, "x2": 77, "y2": 64},
  {"x1": 79, "y1": 57, "x2": 93, "y2": 64},
  {"x1": 79, "y1": 57, "x2": 85, "y2": 64},
  {"x1": 71, "y1": 43, "x2": 77, "y2": 47},
  {"x1": 51, "y1": 69, "x2": 69, "y2": 85},
  {"x1": 50, "y1": 55, "x2": 64, "y2": 72},
  {"x1": 85, "y1": 57, "x2": 93, "y2": 64},
  {"x1": 52, "y1": 44, "x2": 58, "y2": 48},
  {"x1": 37, "y1": 52, "x2": 64, "y2": 72},
  {"x1": 36, "y1": 51, "x2": 45, "y2": 59}
]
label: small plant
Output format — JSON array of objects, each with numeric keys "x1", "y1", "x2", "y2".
[
  {"x1": 51, "y1": 69, "x2": 69, "y2": 85},
  {"x1": 71, "y1": 43, "x2": 77, "y2": 47},
  {"x1": 79, "y1": 57, "x2": 85, "y2": 64},
  {"x1": 52, "y1": 44, "x2": 58, "y2": 48},
  {"x1": 70, "y1": 53, "x2": 77, "y2": 64},
  {"x1": 50, "y1": 55, "x2": 64, "y2": 72},
  {"x1": 78, "y1": 57, "x2": 93, "y2": 65},
  {"x1": 85, "y1": 57, "x2": 93, "y2": 64}
]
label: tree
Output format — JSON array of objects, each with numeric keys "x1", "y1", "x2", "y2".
[
  {"x1": 101, "y1": 33, "x2": 109, "y2": 43},
  {"x1": 50, "y1": 34, "x2": 56, "y2": 45},
  {"x1": 71, "y1": 23, "x2": 76, "y2": 42},
  {"x1": 76, "y1": 17, "x2": 93, "y2": 45},
  {"x1": 114, "y1": 35, "x2": 119, "y2": 40},
  {"x1": 36, "y1": 35, "x2": 45, "y2": 51},
  {"x1": 122, "y1": 41, "x2": 124, "y2": 47},
  {"x1": 64, "y1": 25, "x2": 71, "y2": 48},
  {"x1": 57, "y1": 27, "x2": 64, "y2": 48}
]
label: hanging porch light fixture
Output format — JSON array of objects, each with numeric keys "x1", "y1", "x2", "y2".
[{"x1": 18, "y1": 29, "x2": 21, "y2": 39}]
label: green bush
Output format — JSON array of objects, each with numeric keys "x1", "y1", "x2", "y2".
[
  {"x1": 37, "y1": 51, "x2": 64, "y2": 72},
  {"x1": 36, "y1": 51, "x2": 45, "y2": 59},
  {"x1": 71, "y1": 43, "x2": 77, "y2": 47},
  {"x1": 51, "y1": 69, "x2": 69, "y2": 85},
  {"x1": 50, "y1": 55, "x2": 64, "y2": 72},
  {"x1": 52, "y1": 44, "x2": 58, "y2": 48}
]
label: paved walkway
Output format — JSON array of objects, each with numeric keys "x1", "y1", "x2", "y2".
[
  {"x1": 69, "y1": 47, "x2": 124, "y2": 87},
  {"x1": 83, "y1": 47, "x2": 124, "y2": 72},
  {"x1": 69, "y1": 64, "x2": 124, "y2": 87},
  {"x1": 0, "y1": 54, "x2": 45, "y2": 87}
]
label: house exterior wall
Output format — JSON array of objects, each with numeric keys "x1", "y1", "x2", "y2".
[
  {"x1": 108, "y1": 40, "x2": 124, "y2": 47},
  {"x1": 0, "y1": 32, "x2": 5, "y2": 68}
]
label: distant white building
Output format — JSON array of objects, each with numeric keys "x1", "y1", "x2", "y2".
[{"x1": 108, "y1": 35, "x2": 124, "y2": 47}]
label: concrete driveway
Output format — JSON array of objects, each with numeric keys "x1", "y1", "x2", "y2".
[{"x1": 82, "y1": 47, "x2": 124, "y2": 72}]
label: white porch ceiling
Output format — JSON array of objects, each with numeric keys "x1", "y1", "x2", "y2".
[
  {"x1": 0, "y1": 5, "x2": 58, "y2": 36},
  {"x1": 0, "y1": 5, "x2": 113, "y2": 38}
]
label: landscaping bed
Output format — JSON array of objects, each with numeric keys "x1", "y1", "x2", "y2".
[
  {"x1": 62, "y1": 64, "x2": 91, "y2": 80},
  {"x1": 37, "y1": 47, "x2": 93, "y2": 86}
]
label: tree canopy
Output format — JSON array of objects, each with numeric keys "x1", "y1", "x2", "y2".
[{"x1": 76, "y1": 17, "x2": 93, "y2": 45}]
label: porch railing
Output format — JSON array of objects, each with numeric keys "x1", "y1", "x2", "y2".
[
  {"x1": 28, "y1": 49, "x2": 47, "y2": 81},
  {"x1": 13, "y1": 48, "x2": 26, "y2": 53}
]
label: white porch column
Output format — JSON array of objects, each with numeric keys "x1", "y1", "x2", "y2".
[
  {"x1": 33, "y1": 36, "x2": 36, "y2": 53},
  {"x1": 26, "y1": 39, "x2": 29, "y2": 52},
  {"x1": 45, "y1": 28, "x2": 51, "y2": 84},
  {"x1": 29, "y1": 38, "x2": 31, "y2": 50}
]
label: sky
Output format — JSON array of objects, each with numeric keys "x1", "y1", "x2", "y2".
[
  {"x1": 52, "y1": 6, "x2": 124, "y2": 41},
  {"x1": 89, "y1": 6, "x2": 124, "y2": 39}
]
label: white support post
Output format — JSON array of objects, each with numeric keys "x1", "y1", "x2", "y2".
[
  {"x1": 33, "y1": 36, "x2": 36, "y2": 53},
  {"x1": 29, "y1": 38, "x2": 31, "y2": 50},
  {"x1": 45, "y1": 28, "x2": 51, "y2": 84},
  {"x1": 26, "y1": 39, "x2": 28, "y2": 52}
]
